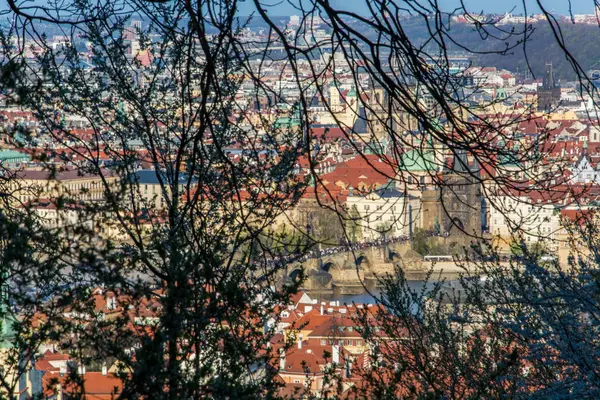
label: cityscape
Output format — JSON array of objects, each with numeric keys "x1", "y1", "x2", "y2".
[{"x1": 2, "y1": 1, "x2": 600, "y2": 399}]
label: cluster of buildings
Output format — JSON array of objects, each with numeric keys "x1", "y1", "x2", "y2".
[
  {"x1": 4, "y1": 15, "x2": 600, "y2": 399},
  {"x1": 0, "y1": 287, "x2": 155, "y2": 399},
  {"x1": 0, "y1": 283, "x2": 389, "y2": 398},
  {"x1": 1, "y1": 285, "x2": 454, "y2": 398},
  {"x1": 451, "y1": 13, "x2": 546, "y2": 25},
  {"x1": 451, "y1": 7, "x2": 600, "y2": 26},
  {"x1": 0, "y1": 44, "x2": 599, "y2": 250}
]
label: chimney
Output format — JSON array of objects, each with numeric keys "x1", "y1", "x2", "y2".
[
  {"x1": 297, "y1": 334, "x2": 303, "y2": 349},
  {"x1": 102, "y1": 363, "x2": 107, "y2": 376},
  {"x1": 279, "y1": 349, "x2": 286, "y2": 371},
  {"x1": 320, "y1": 303, "x2": 324, "y2": 315},
  {"x1": 78, "y1": 364, "x2": 86, "y2": 375},
  {"x1": 332, "y1": 345, "x2": 340, "y2": 364}
]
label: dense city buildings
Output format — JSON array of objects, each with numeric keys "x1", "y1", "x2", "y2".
[{"x1": 4, "y1": 4, "x2": 600, "y2": 399}]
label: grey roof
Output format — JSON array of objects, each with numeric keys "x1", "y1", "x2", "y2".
[
  {"x1": 17, "y1": 168, "x2": 113, "y2": 181},
  {"x1": 376, "y1": 187, "x2": 405, "y2": 198},
  {"x1": 135, "y1": 169, "x2": 194, "y2": 185}
]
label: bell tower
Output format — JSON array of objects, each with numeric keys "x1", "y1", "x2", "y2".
[{"x1": 439, "y1": 149, "x2": 482, "y2": 235}]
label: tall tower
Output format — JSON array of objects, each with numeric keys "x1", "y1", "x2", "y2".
[
  {"x1": 439, "y1": 150, "x2": 482, "y2": 235},
  {"x1": 537, "y1": 62, "x2": 561, "y2": 111},
  {"x1": 329, "y1": 81, "x2": 341, "y2": 111},
  {"x1": 543, "y1": 62, "x2": 555, "y2": 89}
]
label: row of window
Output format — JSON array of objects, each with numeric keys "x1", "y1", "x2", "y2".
[
  {"x1": 492, "y1": 221, "x2": 554, "y2": 234},
  {"x1": 407, "y1": 176, "x2": 426, "y2": 184},
  {"x1": 320, "y1": 339, "x2": 363, "y2": 347},
  {"x1": 491, "y1": 206, "x2": 554, "y2": 215},
  {"x1": 363, "y1": 204, "x2": 402, "y2": 211}
]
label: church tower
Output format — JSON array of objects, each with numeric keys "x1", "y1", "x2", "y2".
[
  {"x1": 439, "y1": 149, "x2": 482, "y2": 235},
  {"x1": 537, "y1": 62, "x2": 561, "y2": 112}
]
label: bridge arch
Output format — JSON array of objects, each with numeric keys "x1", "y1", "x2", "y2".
[
  {"x1": 388, "y1": 250, "x2": 401, "y2": 262},
  {"x1": 321, "y1": 260, "x2": 342, "y2": 273},
  {"x1": 355, "y1": 254, "x2": 371, "y2": 270},
  {"x1": 322, "y1": 260, "x2": 345, "y2": 282},
  {"x1": 288, "y1": 268, "x2": 304, "y2": 281}
]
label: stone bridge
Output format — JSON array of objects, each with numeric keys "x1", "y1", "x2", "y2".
[
  {"x1": 285, "y1": 242, "x2": 419, "y2": 292},
  {"x1": 285, "y1": 241, "x2": 488, "y2": 292}
]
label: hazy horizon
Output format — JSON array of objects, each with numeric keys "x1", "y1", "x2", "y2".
[
  {"x1": 237, "y1": 0, "x2": 598, "y2": 17},
  {"x1": 0, "y1": 1, "x2": 596, "y2": 19}
]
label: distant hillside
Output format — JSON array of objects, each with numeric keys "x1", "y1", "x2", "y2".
[{"x1": 400, "y1": 19, "x2": 600, "y2": 81}]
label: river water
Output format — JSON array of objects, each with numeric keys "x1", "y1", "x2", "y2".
[{"x1": 308, "y1": 275, "x2": 464, "y2": 306}]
